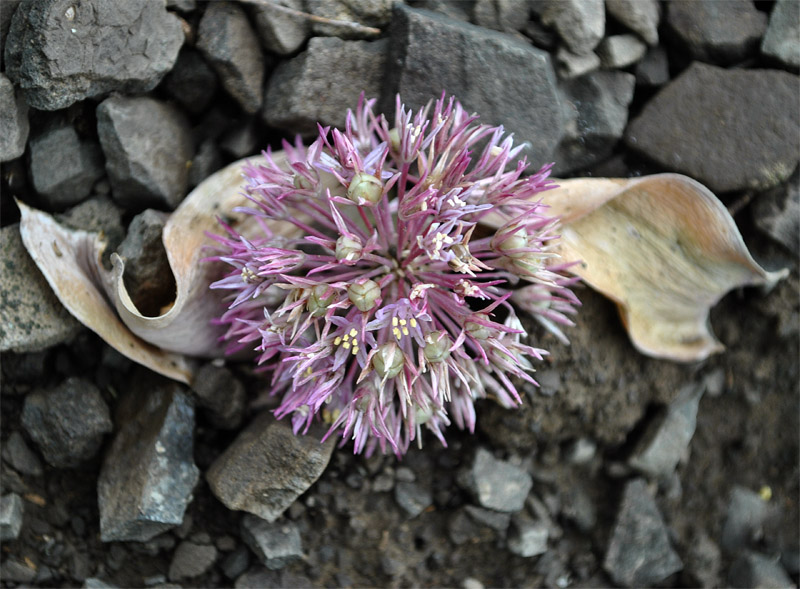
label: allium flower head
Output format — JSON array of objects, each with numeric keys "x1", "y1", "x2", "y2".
[{"x1": 210, "y1": 94, "x2": 578, "y2": 456}]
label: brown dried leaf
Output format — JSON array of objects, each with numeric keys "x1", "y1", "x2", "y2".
[{"x1": 537, "y1": 174, "x2": 787, "y2": 362}]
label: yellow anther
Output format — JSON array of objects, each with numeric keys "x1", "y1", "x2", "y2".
[
  {"x1": 334, "y1": 336, "x2": 342, "y2": 345},
  {"x1": 306, "y1": 367, "x2": 312, "y2": 376},
  {"x1": 343, "y1": 334, "x2": 350, "y2": 342},
  {"x1": 349, "y1": 328, "x2": 358, "y2": 337},
  {"x1": 351, "y1": 346, "x2": 358, "y2": 356},
  {"x1": 410, "y1": 318, "x2": 417, "y2": 328},
  {"x1": 392, "y1": 317, "x2": 399, "y2": 327},
  {"x1": 399, "y1": 319, "x2": 407, "y2": 326},
  {"x1": 343, "y1": 341, "x2": 351, "y2": 349},
  {"x1": 402, "y1": 327, "x2": 409, "y2": 336},
  {"x1": 393, "y1": 328, "x2": 402, "y2": 340}
]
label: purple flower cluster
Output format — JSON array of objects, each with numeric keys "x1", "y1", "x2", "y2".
[{"x1": 210, "y1": 94, "x2": 578, "y2": 456}]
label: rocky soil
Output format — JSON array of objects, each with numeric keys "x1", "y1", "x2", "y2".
[{"x1": 1, "y1": 0, "x2": 798, "y2": 588}]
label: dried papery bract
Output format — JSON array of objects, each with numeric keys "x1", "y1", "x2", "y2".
[
  {"x1": 506, "y1": 174, "x2": 788, "y2": 362},
  {"x1": 208, "y1": 94, "x2": 579, "y2": 456}
]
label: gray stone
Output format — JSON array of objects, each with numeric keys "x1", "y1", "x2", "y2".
[
  {"x1": 28, "y1": 125, "x2": 104, "y2": 210},
  {"x1": 754, "y1": 173, "x2": 800, "y2": 256},
  {"x1": 507, "y1": 514, "x2": 548, "y2": 557},
  {"x1": 666, "y1": 0, "x2": 768, "y2": 65},
  {"x1": 762, "y1": 0, "x2": 800, "y2": 68},
  {"x1": 220, "y1": 120, "x2": 260, "y2": 159},
  {"x1": 554, "y1": 71, "x2": 635, "y2": 175},
  {"x1": 58, "y1": 195, "x2": 126, "y2": 265},
  {"x1": 386, "y1": 4, "x2": 563, "y2": 166},
  {"x1": 188, "y1": 139, "x2": 223, "y2": 189},
  {"x1": 635, "y1": 46, "x2": 670, "y2": 87},
  {"x1": 0, "y1": 73, "x2": 28, "y2": 162},
  {"x1": 464, "y1": 505, "x2": 512, "y2": 532},
  {"x1": 197, "y1": 2, "x2": 264, "y2": 114},
  {"x1": 168, "y1": 541, "x2": 219, "y2": 581},
  {"x1": 0, "y1": 493, "x2": 24, "y2": 541},
  {"x1": 21, "y1": 377, "x2": 112, "y2": 468},
  {"x1": 116, "y1": 209, "x2": 173, "y2": 318},
  {"x1": 307, "y1": 0, "x2": 392, "y2": 38},
  {"x1": 606, "y1": 0, "x2": 660, "y2": 46},
  {"x1": 560, "y1": 480, "x2": 596, "y2": 532},
  {"x1": 191, "y1": 363, "x2": 246, "y2": 429},
  {"x1": 234, "y1": 567, "x2": 283, "y2": 588},
  {"x1": 252, "y1": 0, "x2": 310, "y2": 56},
  {"x1": 555, "y1": 47, "x2": 600, "y2": 79},
  {"x1": 206, "y1": 414, "x2": 335, "y2": 522},
  {"x1": 625, "y1": 63, "x2": 800, "y2": 193},
  {"x1": 461, "y1": 448, "x2": 533, "y2": 512},
  {"x1": 393, "y1": 481, "x2": 432, "y2": 518},
  {"x1": 729, "y1": 551, "x2": 796, "y2": 589},
  {"x1": 472, "y1": 0, "x2": 529, "y2": 33},
  {"x1": 2, "y1": 431, "x2": 43, "y2": 476},
  {"x1": 98, "y1": 382, "x2": 199, "y2": 542},
  {"x1": 264, "y1": 36, "x2": 388, "y2": 137},
  {"x1": 564, "y1": 437, "x2": 596, "y2": 465},
  {"x1": 721, "y1": 485, "x2": 772, "y2": 553},
  {"x1": 0, "y1": 558, "x2": 37, "y2": 583},
  {"x1": 221, "y1": 545, "x2": 251, "y2": 580},
  {"x1": 684, "y1": 530, "x2": 721, "y2": 588},
  {"x1": 97, "y1": 96, "x2": 193, "y2": 210},
  {"x1": 83, "y1": 578, "x2": 120, "y2": 588},
  {"x1": 3, "y1": 0, "x2": 183, "y2": 111},
  {"x1": 540, "y1": 0, "x2": 604, "y2": 55},
  {"x1": 603, "y1": 479, "x2": 683, "y2": 587},
  {"x1": 628, "y1": 383, "x2": 704, "y2": 479},
  {"x1": 163, "y1": 49, "x2": 219, "y2": 115},
  {"x1": 597, "y1": 34, "x2": 648, "y2": 69},
  {"x1": 241, "y1": 515, "x2": 303, "y2": 570}
]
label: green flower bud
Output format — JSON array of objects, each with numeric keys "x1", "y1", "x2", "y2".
[
  {"x1": 465, "y1": 320, "x2": 491, "y2": 340},
  {"x1": 335, "y1": 235, "x2": 363, "y2": 261},
  {"x1": 497, "y1": 227, "x2": 528, "y2": 258},
  {"x1": 307, "y1": 284, "x2": 336, "y2": 317},
  {"x1": 348, "y1": 279, "x2": 380, "y2": 312},
  {"x1": 293, "y1": 173, "x2": 314, "y2": 191},
  {"x1": 372, "y1": 343, "x2": 404, "y2": 379},
  {"x1": 347, "y1": 172, "x2": 383, "y2": 205},
  {"x1": 423, "y1": 331, "x2": 451, "y2": 363}
]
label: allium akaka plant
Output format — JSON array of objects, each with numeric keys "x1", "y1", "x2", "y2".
[{"x1": 209, "y1": 94, "x2": 578, "y2": 456}]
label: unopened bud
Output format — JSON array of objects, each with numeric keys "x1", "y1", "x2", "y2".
[
  {"x1": 293, "y1": 172, "x2": 314, "y2": 191},
  {"x1": 307, "y1": 284, "x2": 336, "y2": 317},
  {"x1": 348, "y1": 279, "x2": 380, "y2": 312},
  {"x1": 372, "y1": 343, "x2": 404, "y2": 378},
  {"x1": 496, "y1": 227, "x2": 528, "y2": 258},
  {"x1": 423, "y1": 331, "x2": 451, "y2": 363},
  {"x1": 465, "y1": 320, "x2": 491, "y2": 340},
  {"x1": 347, "y1": 172, "x2": 383, "y2": 205},
  {"x1": 335, "y1": 235, "x2": 363, "y2": 261}
]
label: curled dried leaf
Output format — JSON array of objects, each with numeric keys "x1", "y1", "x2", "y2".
[{"x1": 530, "y1": 174, "x2": 787, "y2": 362}]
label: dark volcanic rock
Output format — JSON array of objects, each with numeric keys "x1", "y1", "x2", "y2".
[
  {"x1": 603, "y1": 478, "x2": 683, "y2": 587},
  {"x1": 3, "y1": 0, "x2": 183, "y2": 110},
  {"x1": 2, "y1": 431, "x2": 44, "y2": 476},
  {"x1": 96, "y1": 96, "x2": 193, "y2": 210},
  {"x1": 554, "y1": 70, "x2": 635, "y2": 175},
  {"x1": 163, "y1": 49, "x2": 219, "y2": 115},
  {"x1": 0, "y1": 73, "x2": 29, "y2": 162},
  {"x1": 0, "y1": 225, "x2": 82, "y2": 353},
  {"x1": 666, "y1": 0, "x2": 768, "y2": 65},
  {"x1": 21, "y1": 377, "x2": 113, "y2": 468},
  {"x1": 263, "y1": 36, "x2": 387, "y2": 137},
  {"x1": 625, "y1": 63, "x2": 800, "y2": 193},
  {"x1": 206, "y1": 414, "x2": 335, "y2": 522},
  {"x1": 28, "y1": 124, "x2": 104, "y2": 210},
  {"x1": 98, "y1": 382, "x2": 199, "y2": 542},
  {"x1": 241, "y1": 515, "x2": 303, "y2": 570},
  {"x1": 190, "y1": 363, "x2": 246, "y2": 430},
  {"x1": 197, "y1": 2, "x2": 265, "y2": 114},
  {"x1": 394, "y1": 481, "x2": 433, "y2": 518},
  {"x1": 386, "y1": 4, "x2": 563, "y2": 166}
]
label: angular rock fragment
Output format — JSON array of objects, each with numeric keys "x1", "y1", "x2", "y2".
[
  {"x1": 0, "y1": 224, "x2": 83, "y2": 353},
  {"x1": 628, "y1": 383, "x2": 704, "y2": 479},
  {"x1": 97, "y1": 96, "x2": 193, "y2": 210},
  {"x1": 98, "y1": 382, "x2": 199, "y2": 542},
  {"x1": 241, "y1": 515, "x2": 303, "y2": 570},
  {"x1": 21, "y1": 377, "x2": 113, "y2": 468},
  {"x1": 460, "y1": 448, "x2": 532, "y2": 512},
  {"x1": 394, "y1": 481, "x2": 433, "y2": 518},
  {"x1": 625, "y1": 63, "x2": 800, "y2": 193},
  {"x1": 540, "y1": 0, "x2": 604, "y2": 55},
  {"x1": 762, "y1": 0, "x2": 800, "y2": 68},
  {"x1": 754, "y1": 173, "x2": 800, "y2": 256},
  {"x1": 4, "y1": 0, "x2": 183, "y2": 110},
  {"x1": 554, "y1": 71, "x2": 635, "y2": 175},
  {"x1": 472, "y1": 0, "x2": 530, "y2": 33},
  {"x1": 2, "y1": 431, "x2": 43, "y2": 476},
  {"x1": 28, "y1": 125, "x2": 104, "y2": 210},
  {"x1": 0, "y1": 493, "x2": 24, "y2": 541},
  {"x1": 606, "y1": 0, "x2": 660, "y2": 46},
  {"x1": 721, "y1": 485, "x2": 772, "y2": 553},
  {"x1": 597, "y1": 34, "x2": 647, "y2": 69},
  {"x1": 555, "y1": 47, "x2": 600, "y2": 79},
  {"x1": 729, "y1": 551, "x2": 796, "y2": 589},
  {"x1": 163, "y1": 49, "x2": 219, "y2": 115},
  {"x1": 206, "y1": 414, "x2": 334, "y2": 522},
  {"x1": 507, "y1": 513, "x2": 548, "y2": 557},
  {"x1": 603, "y1": 479, "x2": 683, "y2": 587},
  {"x1": 0, "y1": 73, "x2": 28, "y2": 162},
  {"x1": 264, "y1": 36, "x2": 387, "y2": 137},
  {"x1": 307, "y1": 0, "x2": 392, "y2": 38},
  {"x1": 168, "y1": 540, "x2": 218, "y2": 581},
  {"x1": 635, "y1": 46, "x2": 670, "y2": 87},
  {"x1": 252, "y1": 0, "x2": 310, "y2": 55},
  {"x1": 386, "y1": 4, "x2": 563, "y2": 165},
  {"x1": 190, "y1": 363, "x2": 246, "y2": 429},
  {"x1": 197, "y1": 2, "x2": 265, "y2": 114},
  {"x1": 666, "y1": 0, "x2": 768, "y2": 65}
]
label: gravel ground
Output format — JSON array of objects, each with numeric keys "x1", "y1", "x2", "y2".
[{"x1": 1, "y1": 1, "x2": 798, "y2": 588}]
